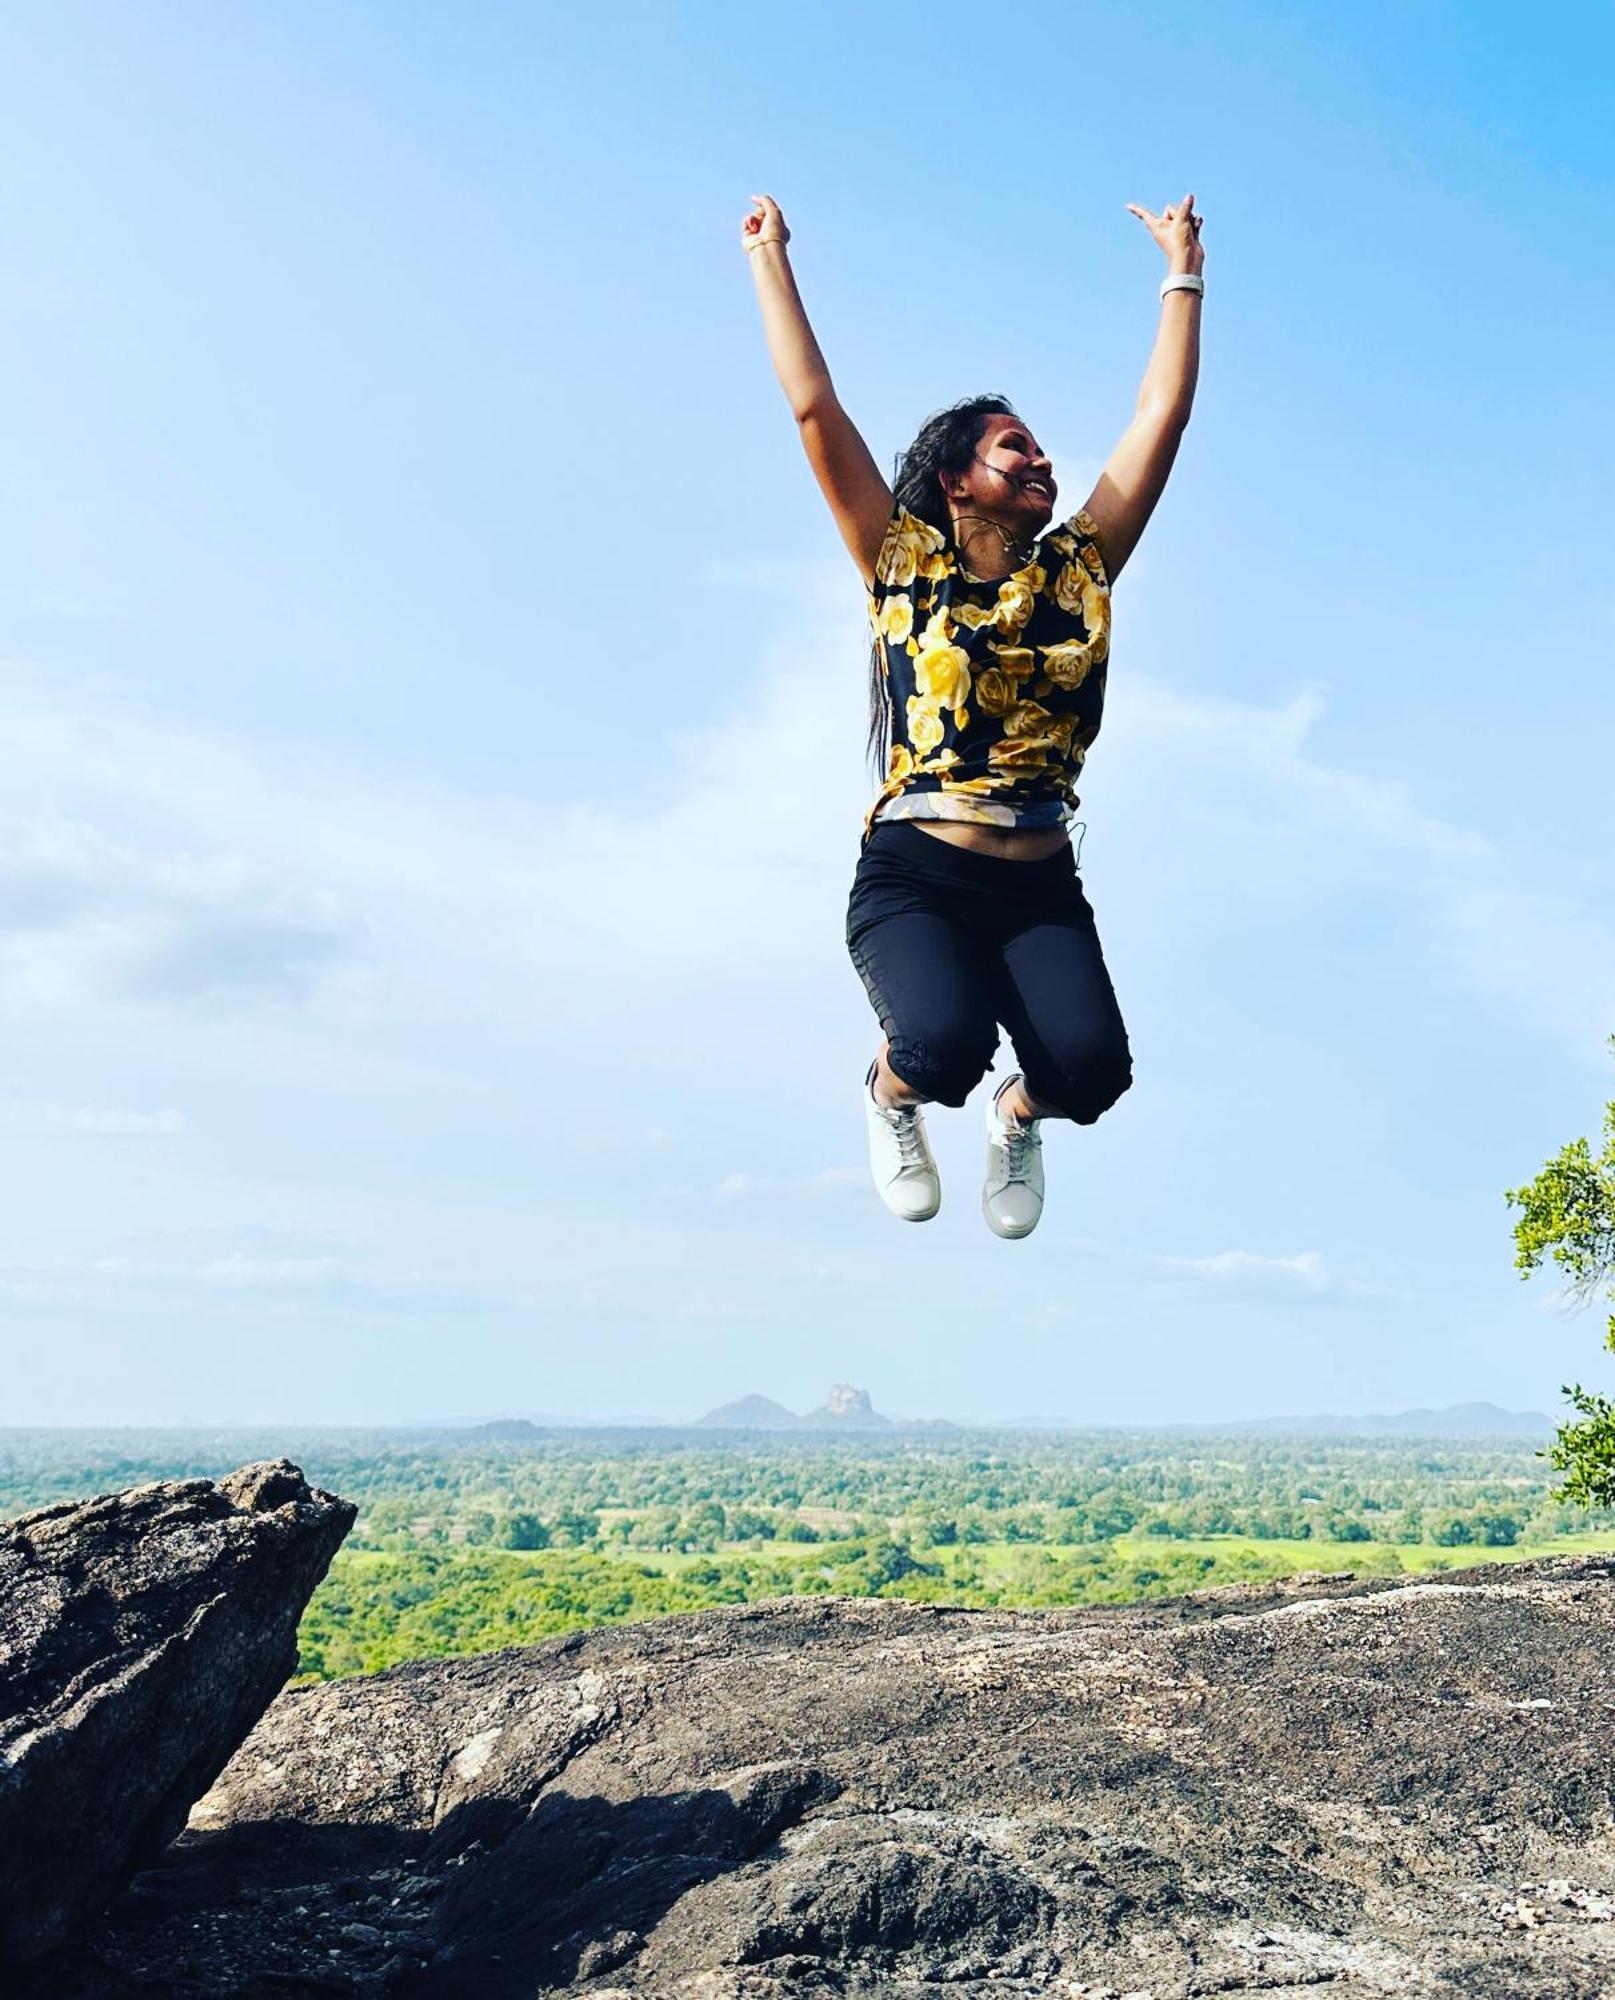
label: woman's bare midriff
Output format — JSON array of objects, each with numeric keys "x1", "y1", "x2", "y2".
[{"x1": 909, "y1": 819, "x2": 1071, "y2": 861}]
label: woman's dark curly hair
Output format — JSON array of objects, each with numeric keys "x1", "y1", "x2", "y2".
[{"x1": 866, "y1": 394, "x2": 1020, "y2": 780}]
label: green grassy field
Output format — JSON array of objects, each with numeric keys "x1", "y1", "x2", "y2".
[
  {"x1": 293, "y1": 1530, "x2": 1615, "y2": 1681},
  {"x1": 593, "y1": 1530, "x2": 1615, "y2": 1578},
  {"x1": 1108, "y1": 1532, "x2": 1615, "y2": 1573}
]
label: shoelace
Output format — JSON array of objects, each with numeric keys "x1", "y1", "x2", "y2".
[
  {"x1": 880, "y1": 1103, "x2": 929, "y2": 1172},
  {"x1": 996, "y1": 1112, "x2": 1040, "y2": 1183}
]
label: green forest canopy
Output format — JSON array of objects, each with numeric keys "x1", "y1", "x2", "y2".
[{"x1": 7, "y1": 1423, "x2": 1609, "y2": 1681}]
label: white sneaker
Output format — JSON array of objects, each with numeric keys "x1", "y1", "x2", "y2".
[
  {"x1": 862, "y1": 1063, "x2": 941, "y2": 1222},
  {"x1": 983, "y1": 1074, "x2": 1044, "y2": 1239}
]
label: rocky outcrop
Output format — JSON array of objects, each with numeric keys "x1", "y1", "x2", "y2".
[
  {"x1": 34, "y1": 1554, "x2": 1615, "y2": 1996},
  {"x1": 0, "y1": 1459, "x2": 353, "y2": 1966},
  {"x1": 800, "y1": 1383, "x2": 891, "y2": 1430}
]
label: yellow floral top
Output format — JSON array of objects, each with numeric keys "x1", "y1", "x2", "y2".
[{"x1": 865, "y1": 503, "x2": 1111, "y2": 834}]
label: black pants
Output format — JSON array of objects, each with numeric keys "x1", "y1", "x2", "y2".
[{"x1": 845, "y1": 819, "x2": 1132, "y2": 1123}]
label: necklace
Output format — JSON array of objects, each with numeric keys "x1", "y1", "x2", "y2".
[{"x1": 953, "y1": 511, "x2": 1036, "y2": 579}]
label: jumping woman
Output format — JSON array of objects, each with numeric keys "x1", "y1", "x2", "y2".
[{"x1": 743, "y1": 191, "x2": 1203, "y2": 1238}]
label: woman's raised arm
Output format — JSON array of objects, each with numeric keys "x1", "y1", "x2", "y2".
[
  {"x1": 1080, "y1": 193, "x2": 1205, "y2": 582},
  {"x1": 743, "y1": 196, "x2": 893, "y2": 586}
]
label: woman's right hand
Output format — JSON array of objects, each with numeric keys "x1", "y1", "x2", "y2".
[
  {"x1": 741, "y1": 194, "x2": 790, "y2": 256},
  {"x1": 1125, "y1": 191, "x2": 1205, "y2": 276}
]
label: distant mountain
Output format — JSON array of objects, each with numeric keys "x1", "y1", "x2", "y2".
[
  {"x1": 799, "y1": 1385, "x2": 892, "y2": 1432},
  {"x1": 473, "y1": 1399, "x2": 1549, "y2": 1441},
  {"x1": 1233, "y1": 1402, "x2": 1553, "y2": 1440},
  {"x1": 694, "y1": 1394, "x2": 801, "y2": 1431},
  {"x1": 695, "y1": 1386, "x2": 904, "y2": 1432}
]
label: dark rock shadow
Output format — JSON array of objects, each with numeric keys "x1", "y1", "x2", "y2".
[
  {"x1": 123, "y1": 1816, "x2": 423, "y2": 1911},
  {"x1": 400, "y1": 1762, "x2": 839, "y2": 1997},
  {"x1": 15, "y1": 1766, "x2": 839, "y2": 2000},
  {"x1": 10, "y1": 1820, "x2": 425, "y2": 1999}
]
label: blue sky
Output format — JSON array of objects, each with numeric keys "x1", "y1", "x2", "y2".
[{"x1": 1, "y1": 1, "x2": 1611, "y2": 1425}]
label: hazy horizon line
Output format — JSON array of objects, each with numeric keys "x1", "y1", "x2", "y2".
[{"x1": 0, "y1": 1395, "x2": 1555, "y2": 1438}]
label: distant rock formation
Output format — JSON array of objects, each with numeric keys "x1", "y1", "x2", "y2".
[
  {"x1": 0, "y1": 1459, "x2": 353, "y2": 1969},
  {"x1": 695, "y1": 1386, "x2": 897, "y2": 1432},
  {"x1": 33, "y1": 1556, "x2": 1615, "y2": 1996},
  {"x1": 799, "y1": 1383, "x2": 891, "y2": 1430},
  {"x1": 693, "y1": 1394, "x2": 801, "y2": 1431}
]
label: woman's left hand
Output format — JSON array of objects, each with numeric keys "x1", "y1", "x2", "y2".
[{"x1": 1126, "y1": 191, "x2": 1205, "y2": 275}]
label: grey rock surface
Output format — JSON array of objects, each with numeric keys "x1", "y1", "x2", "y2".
[
  {"x1": 0, "y1": 1458, "x2": 354, "y2": 1966},
  {"x1": 31, "y1": 1556, "x2": 1615, "y2": 1997}
]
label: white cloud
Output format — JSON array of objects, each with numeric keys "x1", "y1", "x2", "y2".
[
  {"x1": 716, "y1": 1166, "x2": 867, "y2": 1201},
  {"x1": 2, "y1": 623, "x2": 1609, "y2": 1092},
  {"x1": 1113, "y1": 683, "x2": 1489, "y2": 863},
  {"x1": 0, "y1": 626, "x2": 867, "y2": 1074},
  {"x1": 0, "y1": 805, "x2": 361, "y2": 1006},
  {"x1": 1163, "y1": 1248, "x2": 1332, "y2": 1290},
  {"x1": 0, "y1": 1099, "x2": 185, "y2": 1137},
  {"x1": 1100, "y1": 677, "x2": 1614, "y2": 1061},
  {"x1": 91, "y1": 1252, "x2": 344, "y2": 1290},
  {"x1": 0, "y1": 1274, "x2": 94, "y2": 1304},
  {"x1": 1, "y1": 588, "x2": 1610, "y2": 1422}
]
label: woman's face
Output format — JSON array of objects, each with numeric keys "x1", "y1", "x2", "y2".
[{"x1": 948, "y1": 415, "x2": 1058, "y2": 531}]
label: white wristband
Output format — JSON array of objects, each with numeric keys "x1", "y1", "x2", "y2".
[{"x1": 1160, "y1": 273, "x2": 1205, "y2": 300}]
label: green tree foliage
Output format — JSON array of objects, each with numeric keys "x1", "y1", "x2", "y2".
[
  {"x1": 0, "y1": 1428, "x2": 1580, "y2": 1555},
  {"x1": 727, "y1": 1508, "x2": 775, "y2": 1542},
  {"x1": 1508, "y1": 1043, "x2": 1615, "y2": 1506},
  {"x1": 498, "y1": 1512, "x2": 550, "y2": 1550},
  {"x1": 6, "y1": 1425, "x2": 1603, "y2": 1688},
  {"x1": 862, "y1": 1540, "x2": 940, "y2": 1589}
]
